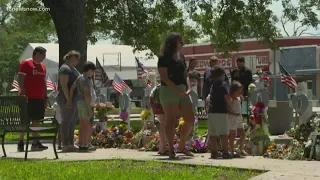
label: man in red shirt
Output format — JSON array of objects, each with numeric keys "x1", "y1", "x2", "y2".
[{"x1": 17, "y1": 46, "x2": 48, "y2": 152}]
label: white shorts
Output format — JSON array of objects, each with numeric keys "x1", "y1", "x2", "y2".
[{"x1": 228, "y1": 115, "x2": 243, "y2": 131}]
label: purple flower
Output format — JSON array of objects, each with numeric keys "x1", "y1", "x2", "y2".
[
  {"x1": 119, "y1": 110, "x2": 128, "y2": 120},
  {"x1": 194, "y1": 116, "x2": 198, "y2": 124},
  {"x1": 195, "y1": 139, "x2": 201, "y2": 149},
  {"x1": 173, "y1": 143, "x2": 190, "y2": 151},
  {"x1": 173, "y1": 144, "x2": 178, "y2": 149},
  {"x1": 111, "y1": 132, "x2": 117, "y2": 137}
]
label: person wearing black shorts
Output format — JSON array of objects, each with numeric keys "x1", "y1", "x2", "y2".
[
  {"x1": 27, "y1": 100, "x2": 45, "y2": 122},
  {"x1": 17, "y1": 46, "x2": 49, "y2": 152}
]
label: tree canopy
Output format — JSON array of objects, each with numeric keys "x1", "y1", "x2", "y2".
[
  {"x1": 0, "y1": 0, "x2": 55, "y2": 92},
  {"x1": 1, "y1": 0, "x2": 319, "y2": 76}
]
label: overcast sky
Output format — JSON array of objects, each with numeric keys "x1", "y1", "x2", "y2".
[{"x1": 97, "y1": 0, "x2": 319, "y2": 45}]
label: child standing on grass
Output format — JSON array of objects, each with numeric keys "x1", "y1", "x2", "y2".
[
  {"x1": 52, "y1": 102, "x2": 62, "y2": 150},
  {"x1": 228, "y1": 81, "x2": 247, "y2": 157},
  {"x1": 70, "y1": 61, "x2": 96, "y2": 152},
  {"x1": 207, "y1": 66, "x2": 231, "y2": 159}
]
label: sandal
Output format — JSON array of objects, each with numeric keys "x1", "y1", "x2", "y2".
[{"x1": 177, "y1": 148, "x2": 194, "y2": 157}]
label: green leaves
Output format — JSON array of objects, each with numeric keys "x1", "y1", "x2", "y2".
[
  {"x1": 0, "y1": 0, "x2": 55, "y2": 88},
  {"x1": 186, "y1": 0, "x2": 281, "y2": 53},
  {"x1": 280, "y1": 0, "x2": 320, "y2": 36}
]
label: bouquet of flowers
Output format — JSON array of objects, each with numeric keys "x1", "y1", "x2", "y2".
[
  {"x1": 91, "y1": 122, "x2": 128, "y2": 148},
  {"x1": 144, "y1": 136, "x2": 160, "y2": 151},
  {"x1": 119, "y1": 110, "x2": 129, "y2": 121},
  {"x1": 95, "y1": 103, "x2": 114, "y2": 122},
  {"x1": 176, "y1": 117, "x2": 184, "y2": 137},
  {"x1": 285, "y1": 114, "x2": 319, "y2": 143},
  {"x1": 247, "y1": 102, "x2": 270, "y2": 147},
  {"x1": 190, "y1": 139, "x2": 207, "y2": 153},
  {"x1": 264, "y1": 140, "x2": 305, "y2": 160},
  {"x1": 140, "y1": 109, "x2": 151, "y2": 120}
]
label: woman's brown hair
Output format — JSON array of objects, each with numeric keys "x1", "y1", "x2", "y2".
[{"x1": 63, "y1": 50, "x2": 80, "y2": 61}]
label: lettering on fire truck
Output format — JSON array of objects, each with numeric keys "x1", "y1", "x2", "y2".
[{"x1": 189, "y1": 56, "x2": 269, "y2": 68}]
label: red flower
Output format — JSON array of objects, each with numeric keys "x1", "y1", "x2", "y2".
[
  {"x1": 249, "y1": 115, "x2": 255, "y2": 121},
  {"x1": 255, "y1": 118, "x2": 262, "y2": 125},
  {"x1": 255, "y1": 102, "x2": 265, "y2": 109},
  {"x1": 262, "y1": 75, "x2": 270, "y2": 81},
  {"x1": 105, "y1": 116, "x2": 108, "y2": 122}
]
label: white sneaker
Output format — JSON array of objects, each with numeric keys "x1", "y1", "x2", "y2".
[{"x1": 74, "y1": 140, "x2": 79, "y2": 147}]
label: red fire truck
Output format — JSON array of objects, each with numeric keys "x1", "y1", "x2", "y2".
[{"x1": 181, "y1": 36, "x2": 320, "y2": 75}]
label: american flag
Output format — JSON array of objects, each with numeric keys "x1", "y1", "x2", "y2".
[
  {"x1": 12, "y1": 77, "x2": 19, "y2": 90},
  {"x1": 95, "y1": 57, "x2": 109, "y2": 87},
  {"x1": 46, "y1": 75, "x2": 57, "y2": 92},
  {"x1": 136, "y1": 57, "x2": 148, "y2": 79},
  {"x1": 146, "y1": 80, "x2": 151, "y2": 88},
  {"x1": 112, "y1": 73, "x2": 132, "y2": 94},
  {"x1": 278, "y1": 62, "x2": 297, "y2": 90}
]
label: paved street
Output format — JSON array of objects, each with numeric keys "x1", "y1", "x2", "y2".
[{"x1": 1, "y1": 144, "x2": 320, "y2": 180}]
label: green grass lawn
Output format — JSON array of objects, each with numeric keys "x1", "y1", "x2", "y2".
[
  {"x1": 3, "y1": 120, "x2": 209, "y2": 142},
  {"x1": 0, "y1": 159, "x2": 262, "y2": 180}
]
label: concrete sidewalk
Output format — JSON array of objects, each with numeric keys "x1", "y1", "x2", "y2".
[{"x1": 1, "y1": 144, "x2": 319, "y2": 180}]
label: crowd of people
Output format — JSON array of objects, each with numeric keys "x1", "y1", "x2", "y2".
[
  {"x1": 152, "y1": 32, "x2": 253, "y2": 159},
  {"x1": 16, "y1": 32, "x2": 253, "y2": 158},
  {"x1": 17, "y1": 48, "x2": 98, "y2": 153}
]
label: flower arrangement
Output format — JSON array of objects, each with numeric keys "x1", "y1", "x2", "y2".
[
  {"x1": 119, "y1": 110, "x2": 129, "y2": 121},
  {"x1": 176, "y1": 117, "x2": 185, "y2": 137},
  {"x1": 140, "y1": 108, "x2": 151, "y2": 120},
  {"x1": 247, "y1": 102, "x2": 270, "y2": 155},
  {"x1": 285, "y1": 114, "x2": 319, "y2": 143},
  {"x1": 144, "y1": 136, "x2": 160, "y2": 151},
  {"x1": 95, "y1": 103, "x2": 114, "y2": 122},
  {"x1": 74, "y1": 130, "x2": 79, "y2": 140},
  {"x1": 248, "y1": 83, "x2": 256, "y2": 94},
  {"x1": 190, "y1": 139, "x2": 207, "y2": 153},
  {"x1": 264, "y1": 140, "x2": 305, "y2": 160},
  {"x1": 262, "y1": 113, "x2": 320, "y2": 160},
  {"x1": 91, "y1": 122, "x2": 132, "y2": 148}
]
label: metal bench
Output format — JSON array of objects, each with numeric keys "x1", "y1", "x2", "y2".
[{"x1": 0, "y1": 96, "x2": 58, "y2": 160}]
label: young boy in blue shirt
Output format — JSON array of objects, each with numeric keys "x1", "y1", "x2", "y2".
[{"x1": 207, "y1": 66, "x2": 232, "y2": 159}]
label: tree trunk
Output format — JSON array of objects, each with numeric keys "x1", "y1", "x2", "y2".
[{"x1": 42, "y1": 0, "x2": 87, "y2": 72}]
